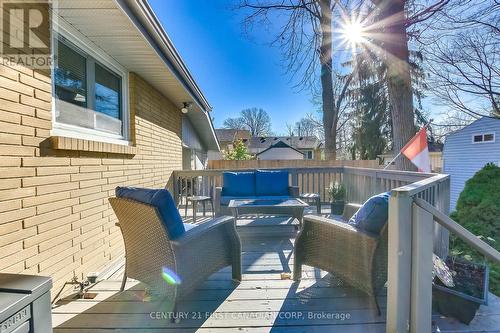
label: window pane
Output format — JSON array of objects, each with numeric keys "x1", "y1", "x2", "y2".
[
  {"x1": 95, "y1": 63, "x2": 121, "y2": 119},
  {"x1": 473, "y1": 135, "x2": 483, "y2": 142},
  {"x1": 54, "y1": 40, "x2": 87, "y2": 108},
  {"x1": 484, "y1": 134, "x2": 494, "y2": 142}
]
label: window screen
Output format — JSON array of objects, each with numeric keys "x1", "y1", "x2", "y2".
[{"x1": 473, "y1": 135, "x2": 483, "y2": 143}]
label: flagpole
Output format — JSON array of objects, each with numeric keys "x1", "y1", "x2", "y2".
[
  {"x1": 383, "y1": 151, "x2": 402, "y2": 170},
  {"x1": 383, "y1": 119, "x2": 433, "y2": 170}
]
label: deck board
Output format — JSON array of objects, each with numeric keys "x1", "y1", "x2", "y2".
[{"x1": 52, "y1": 214, "x2": 500, "y2": 332}]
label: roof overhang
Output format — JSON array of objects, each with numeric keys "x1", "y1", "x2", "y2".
[{"x1": 54, "y1": 0, "x2": 220, "y2": 150}]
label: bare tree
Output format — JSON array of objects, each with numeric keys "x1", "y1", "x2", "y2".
[
  {"x1": 236, "y1": 0, "x2": 350, "y2": 159},
  {"x1": 223, "y1": 117, "x2": 246, "y2": 129},
  {"x1": 223, "y1": 108, "x2": 273, "y2": 136},
  {"x1": 240, "y1": 108, "x2": 273, "y2": 136},
  {"x1": 419, "y1": 1, "x2": 500, "y2": 118},
  {"x1": 432, "y1": 110, "x2": 476, "y2": 141},
  {"x1": 289, "y1": 116, "x2": 322, "y2": 137},
  {"x1": 285, "y1": 123, "x2": 296, "y2": 136}
]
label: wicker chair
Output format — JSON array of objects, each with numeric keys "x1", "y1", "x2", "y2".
[
  {"x1": 109, "y1": 197, "x2": 242, "y2": 311},
  {"x1": 293, "y1": 204, "x2": 388, "y2": 315}
]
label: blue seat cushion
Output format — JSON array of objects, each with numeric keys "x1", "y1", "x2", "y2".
[
  {"x1": 349, "y1": 192, "x2": 390, "y2": 234},
  {"x1": 255, "y1": 170, "x2": 289, "y2": 196},
  {"x1": 220, "y1": 195, "x2": 291, "y2": 206},
  {"x1": 220, "y1": 196, "x2": 258, "y2": 206},
  {"x1": 115, "y1": 187, "x2": 185, "y2": 239},
  {"x1": 256, "y1": 196, "x2": 291, "y2": 202},
  {"x1": 222, "y1": 172, "x2": 256, "y2": 197},
  {"x1": 183, "y1": 223, "x2": 196, "y2": 232}
]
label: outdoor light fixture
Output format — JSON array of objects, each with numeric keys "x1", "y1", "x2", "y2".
[{"x1": 181, "y1": 102, "x2": 192, "y2": 114}]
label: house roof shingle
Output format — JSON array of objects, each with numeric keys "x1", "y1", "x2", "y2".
[
  {"x1": 256, "y1": 140, "x2": 304, "y2": 156},
  {"x1": 247, "y1": 136, "x2": 321, "y2": 150}
]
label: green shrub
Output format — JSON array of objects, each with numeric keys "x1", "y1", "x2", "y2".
[
  {"x1": 450, "y1": 163, "x2": 500, "y2": 295},
  {"x1": 327, "y1": 182, "x2": 346, "y2": 202}
]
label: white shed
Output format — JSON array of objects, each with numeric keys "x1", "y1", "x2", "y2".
[
  {"x1": 443, "y1": 117, "x2": 500, "y2": 211},
  {"x1": 256, "y1": 141, "x2": 304, "y2": 160}
]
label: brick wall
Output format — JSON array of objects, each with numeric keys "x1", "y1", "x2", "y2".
[{"x1": 0, "y1": 64, "x2": 183, "y2": 297}]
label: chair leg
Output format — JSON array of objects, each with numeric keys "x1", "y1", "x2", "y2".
[
  {"x1": 120, "y1": 266, "x2": 127, "y2": 292},
  {"x1": 373, "y1": 295, "x2": 381, "y2": 316},
  {"x1": 171, "y1": 303, "x2": 180, "y2": 323},
  {"x1": 293, "y1": 262, "x2": 302, "y2": 281},
  {"x1": 210, "y1": 199, "x2": 214, "y2": 217}
]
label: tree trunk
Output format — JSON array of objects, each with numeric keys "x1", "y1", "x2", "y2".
[
  {"x1": 379, "y1": 0, "x2": 416, "y2": 170},
  {"x1": 319, "y1": 0, "x2": 336, "y2": 160}
]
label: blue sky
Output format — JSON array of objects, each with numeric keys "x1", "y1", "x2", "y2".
[
  {"x1": 149, "y1": 0, "x2": 445, "y2": 134},
  {"x1": 149, "y1": 0, "x2": 316, "y2": 134}
]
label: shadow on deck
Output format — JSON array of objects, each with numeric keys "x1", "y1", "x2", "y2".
[{"x1": 52, "y1": 211, "x2": 500, "y2": 332}]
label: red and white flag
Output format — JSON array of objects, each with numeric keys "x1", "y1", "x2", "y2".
[{"x1": 401, "y1": 128, "x2": 431, "y2": 173}]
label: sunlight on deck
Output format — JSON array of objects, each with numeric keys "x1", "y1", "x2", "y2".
[{"x1": 51, "y1": 211, "x2": 500, "y2": 332}]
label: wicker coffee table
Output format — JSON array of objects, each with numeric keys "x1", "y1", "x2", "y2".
[{"x1": 228, "y1": 198, "x2": 309, "y2": 227}]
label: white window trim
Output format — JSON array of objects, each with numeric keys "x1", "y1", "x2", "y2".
[
  {"x1": 303, "y1": 150, "x2": 314, "y2": 159},
  {"x1": 51, "y1": 17, "x2": 130, "y2": 145},
  {"x1": 471, "y1": 132, "x2": 495, "y2": 144}
]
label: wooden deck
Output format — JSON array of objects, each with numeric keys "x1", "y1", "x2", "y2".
[{"x1": 52, "y1": 209, "x2": 500, "y2": 332}]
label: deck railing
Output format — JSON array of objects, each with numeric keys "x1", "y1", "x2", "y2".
[
  {"x1": 387, "y1": 174, "x2": 500, "y2": 333},
  {"x1": 172, "y1": 166, "x2": 499, "y2": 333},
  {"x1": 172, "y1": 166, "x2": 432, "y2": 205}
]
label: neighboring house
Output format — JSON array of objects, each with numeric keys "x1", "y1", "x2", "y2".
[
  {"x1": 0, "y1": 0, "x2": 218, "y2": 296},
  {"x1": 443, "y1": 117, "x2": 500, "y2": 210},
  {"x1": 256, "y1": 140, "x2": 304, "y2": 160},
  {"x1": 208, "y1": 129, "x2": 251, "y2": 160},
  {"x1": 379, "y1": 141, "x2": 444, "y2": 172},
  {"x1": 248, "y1": 136, "x2": 322, "y2": 160}
]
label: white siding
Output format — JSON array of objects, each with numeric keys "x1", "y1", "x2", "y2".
[
  {"x1": 443, "y1": 117, "x2": 500, "y2": 210},
  {"x1": 182, "y1": 117, "x2": 208, "y2": 169},
  {"x1": 257, "y1": 147, "x2": 304, "y2": 160}
]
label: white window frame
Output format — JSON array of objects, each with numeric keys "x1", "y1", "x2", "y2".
[
  {"x1": 471, "y1": 132, "x2": 495, "y2": 144},
  {"x1": 304, "y1": 150, "x2": 314, "y2": 160},
  {"x1": 51, "y1": 19, "x2": 130, "y2": 145}
]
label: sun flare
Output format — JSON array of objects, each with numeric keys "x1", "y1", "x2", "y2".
[{"x1": 342, "y1": 21, "x2": 364, "y2": 45}]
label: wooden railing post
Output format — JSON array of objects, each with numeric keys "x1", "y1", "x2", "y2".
[
  {"x1": 387, "y1": 190, "x2": 412, "y2": 333},
  {"x1": 172, "y1": 171, "x2": 179, "y2": 205},
  {"x1": 411, "y1": 203, "x2": 434, "y2": 332}
]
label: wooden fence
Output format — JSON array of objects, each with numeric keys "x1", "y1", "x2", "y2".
[{"x1": 207, "y1": 159, "x2": 379, "y2": 170}]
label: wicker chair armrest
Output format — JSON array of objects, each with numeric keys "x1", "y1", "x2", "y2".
[
  {"x1": 342, "y1": 203, "x2": 362, "y2": 220},
  {"x1": 302, "y1": 215, "x2": 379, "y2": 242},
  {"x1": 288, "y1": 186, "x2": 299, "y2": 197},
  {"x1": 172, "y1": 215, "x2": 235, "y2": 247}
]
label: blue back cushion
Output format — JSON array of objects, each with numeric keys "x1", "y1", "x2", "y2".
[
  {"x1": 349, "y1": 192, "x2": 390, "y2": 234},
  {"x1": 255, "y1": 170, "x2": 289, "y2": 196},
  {"x1": 115, "y1": 187, "x2": 185, "y2": 239},
  {"x1": 222, "y1": 172, "x2": 256, "y2": 196}
]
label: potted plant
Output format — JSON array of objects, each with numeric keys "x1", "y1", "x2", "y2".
[
  {"x1": 328, "y1": 182, "x2": 346, "y2": 215},
  {"x1": 432, "y1": 255, "x2": 489, "y2": 324}
]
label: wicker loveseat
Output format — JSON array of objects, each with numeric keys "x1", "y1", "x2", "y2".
[
  {"x1": 109, "y1": 187, "x2": 241, "y2": 312},
  {"x1": 214, "y1": 170, "x2": 299, "y2": 216},
  {"x1": 293, "y1": 200, "x2": 388, "y2": 315}
]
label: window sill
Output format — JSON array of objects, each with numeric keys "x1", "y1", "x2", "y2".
[{"x1": 50, "y1": 136, "x2": 138, "y2": 155}]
